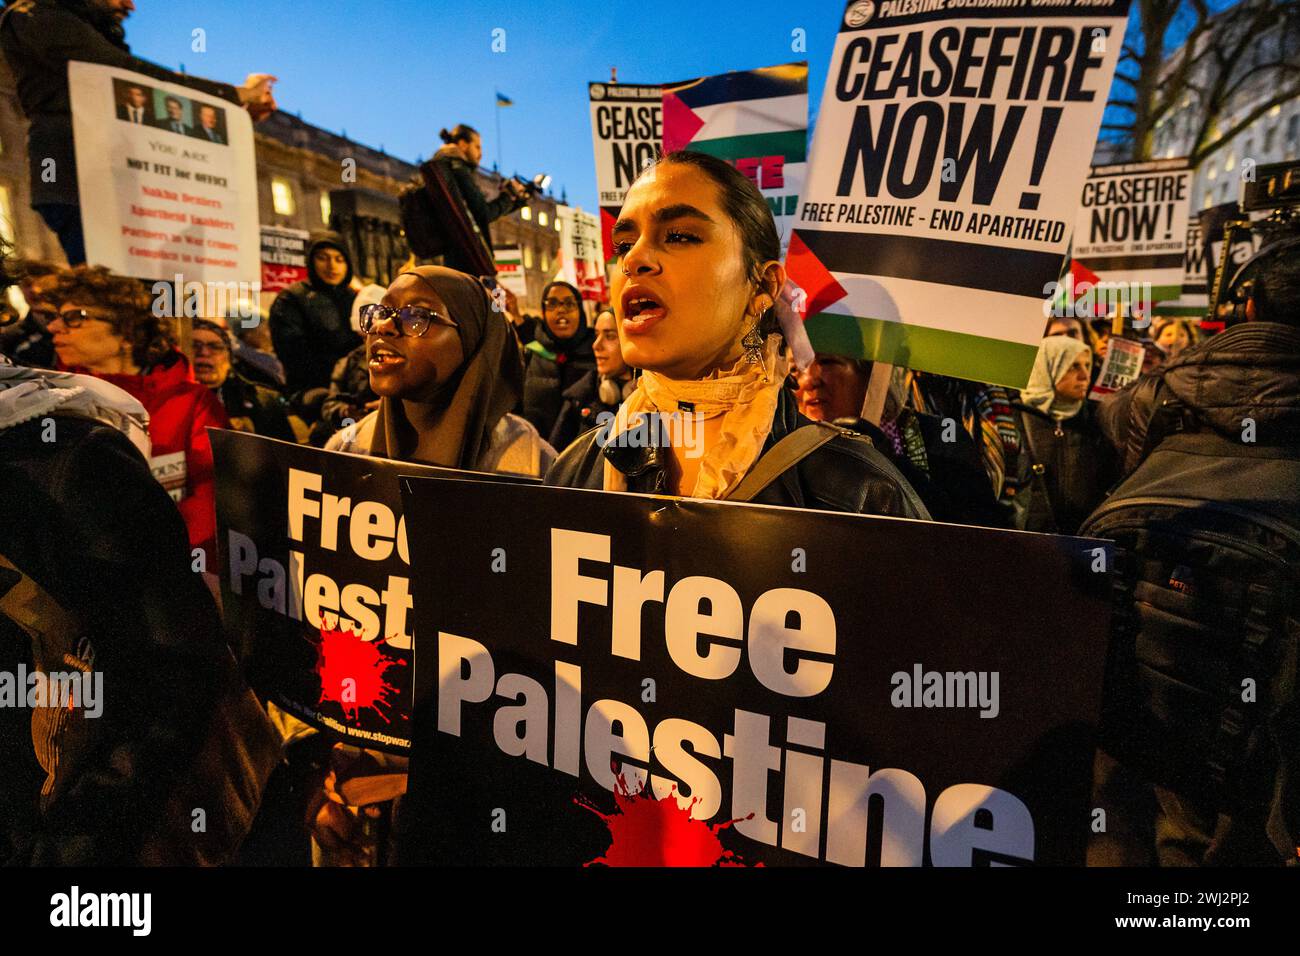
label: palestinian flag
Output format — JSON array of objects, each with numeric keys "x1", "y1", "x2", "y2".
[{"x1": 662, "y1": 62, "x2": 808, "y2": 257}]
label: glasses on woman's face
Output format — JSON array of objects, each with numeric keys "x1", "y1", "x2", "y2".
[
  {"x1": 38, "y1": 307, "x2": 116, "y2": 330},
  {"x1": 192, "y1": 339, "x2": 230, "y2": 356},
  {"x1": 359, "y1": 302, "x2": 458, "y2": 337},
  {"x1": 544, "y1": 297, "x2": 578, "y2": 312}
]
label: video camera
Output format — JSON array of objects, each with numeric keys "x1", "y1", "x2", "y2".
[
  {"x1": 515, "y1": 172, "x2": 552, "y2": 197},
  {"x1": 1208, "y1": 161, "x2": 1300, "y2": 327}
]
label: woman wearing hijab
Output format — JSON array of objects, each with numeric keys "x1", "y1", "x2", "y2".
[
  {"x1": 269, "y1": 230, "x2": 362, "y2": 400},
  {"x1": 1005, "y1": 336, "x2": 1116, "y2": 534},
  {"x1": 545, "y1": 151, "x2": 926, "y2": 519},
  {"x1": 547, "y1": 306, "x2": 633, "y2": 453},
  {"x1": 304, "y1": 267, "x2": 554, "y2": 864},
  {"x1": 326, "y1": 266, "x2": 554, "y2": 476},
  {"x1": 522, "y1": 280, "x2": 596, "y2": 438}
]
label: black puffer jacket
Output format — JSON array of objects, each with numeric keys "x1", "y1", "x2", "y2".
[
  {"x1": 1082, "y1": 321, "x2": 1300, "y2": 866},
  {"x1": 546, "y1": 387, "x2": 930, "y2": 520},
  {"x1": 1007, "y1": 400, "x2": 1116, "y2": 535},
  {"x1": 523, "y1": 324, "x2": 596, "y2": 438},
  {"x1": 268, "y1": 231, "x2": 361, "y2": 398},
  {"x1": 312, "y1": 343, "x2": 375, "y2": 447},
  {"x1": 214, "y1": 367, "x2": 295, "y2": 442},
  {"x1": 548, "y1": 369, "x2": 625, "y2": 453},
  {"x1": 1099, "y1": 321, "x2": 1300, "y2": 469}
]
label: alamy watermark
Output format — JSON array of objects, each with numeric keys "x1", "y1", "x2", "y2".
[
  {"x1": 1042, "y1": 280, "x2": 1153, "y2": 327},
  {"x1": 0, "y1": 666, "x2": 103, "y2": 718},
  {"x1": 151, "y1": 275, "x2": 262, "y2": 327},
  {"x1": 594, "y1": 410, "x2": 706, "y2": 459},
  {"x1": 891, "y1": 663, "x2": 999, "y2": 718}
]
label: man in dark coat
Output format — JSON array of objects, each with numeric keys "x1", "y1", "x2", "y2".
[
  {"x1": 0, "y1": 357, "x2": 278, "y2": 864},
  {"x1": 0, "y1": 0, "x2": 276, "y2": 264}
]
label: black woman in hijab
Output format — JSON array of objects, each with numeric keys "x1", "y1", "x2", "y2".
[
  {"x1": 327, "y1": 265, "x2": 554, "y2": 476},
  {"x1": 299, "y1": 267, "x2": 556, "y2": 864}
]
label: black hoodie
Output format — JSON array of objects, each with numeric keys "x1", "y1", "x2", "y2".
[{"x1": 268, "y1": 231, "x2": 361, "y2": 397}]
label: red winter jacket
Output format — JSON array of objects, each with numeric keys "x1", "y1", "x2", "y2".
[{"x1": 66, "y1": 353, "x2": 230, "y2": 556}]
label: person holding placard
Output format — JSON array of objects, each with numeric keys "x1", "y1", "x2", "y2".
[
  {"x1": 301, "y1": 266, "x2": 554, "y2": 864},
  {"x1": 544, "y1": 150, "x2": 926, "y2": 519},
  {"x1": 0, "y1": 0, "x2": 277, "y2": 265}
]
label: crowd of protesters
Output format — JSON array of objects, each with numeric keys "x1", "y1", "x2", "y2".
[{"x1": 0, "y1": 0, "x2": 1296, "y2": 872}]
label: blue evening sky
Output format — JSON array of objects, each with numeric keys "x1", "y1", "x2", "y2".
[{"x1": 125, "y1": 0, "x2": 1178, "y2": 213}]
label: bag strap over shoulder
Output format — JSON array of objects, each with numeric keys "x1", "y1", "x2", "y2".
[{"x1": 724, "y1": 421, "x2": 846, "y2": 503}]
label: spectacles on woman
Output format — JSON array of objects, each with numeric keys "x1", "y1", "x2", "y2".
[
  {"x1": 358, "y1": 303, "x2": 458, "y2": 337},
  {"x1": 544, "y1": 297, "x2": 578, "y2": 311},
  {"x1": 35, "y1": 307, "x2": 117, "y2": 329},
  {"x1": 192, "y1": 340, "x2": 230, "y2": 356}
]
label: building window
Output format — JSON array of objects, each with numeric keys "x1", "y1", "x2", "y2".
[
  {"x1": 520, "y1": 206, "x2": 532, "y2": 221},
  {"x1": 554, "y1": 218, "x2": 562, "y2": 232},
  {"x1": 1208, "y1": 163, "x2": 1217, "y2": 181},
  {"x1": 272, "y1": 178, "x2": 296, "y2": 216},
  {"x1": 0, "y1": 185, "x2": 14, "y2": 246},
  {"x1": 319, "y1": 192, "x2": 332, "y2": 225},
  {"x1": 541, "y1": 251, "x2": 549, "y2": 272},
  {"x1": 1288, "y1": 114, "x2": 1299, "y2": 144},
  {"x1": 523, "y1": 245, "x2": 533, "y2": 268},
  {"x1": 1264, "y1": 125, "x2": 1277, "y2": 153},
  {"x1": 538, "y1": 211, "x2": 548, "y2": 228}
]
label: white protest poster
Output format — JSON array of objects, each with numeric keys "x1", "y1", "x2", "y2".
[
  {"x1": 588, "y1": 82, "x2": 661, "y2": 262},
  {"x1": 260, "y1": 225, "x2": 310, "y2": 293},
  {"x1": 556, "y1": 204, "x2": 607, "y2": 302},
  {"x1": 1073, "y1": 158, "x2": 1193, "y2": 317},
  {"x1": 787, "y1": 0, "x2": 1130, "y2": 389},
  {"x1": 1088, "y1": 335, "x2": 1145, "y2": 400},
  {"x1": 493, "y1": 247, "x2": 528, "y2": 298},
  {"x1": 70, "y1": 61, "x2": 260, "y2": 284}
]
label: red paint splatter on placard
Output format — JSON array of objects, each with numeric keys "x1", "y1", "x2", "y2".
[
  {"x1": 313, "y1": 622, "x2": 406, "y2": 724},
  {"x1": 578, "y1": 772, "x2": 759, "y2": 867}
]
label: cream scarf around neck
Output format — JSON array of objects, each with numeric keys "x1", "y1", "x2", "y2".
[{"x1": 602, "y1": 333, "x2": 789, "y2": 499}]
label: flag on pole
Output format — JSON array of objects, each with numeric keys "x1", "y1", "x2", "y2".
[{"x1": 495, "y1": 91, "x2": 513, "y2": 107}]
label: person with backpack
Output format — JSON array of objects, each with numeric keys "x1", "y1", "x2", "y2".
[
  {"x1": 426, "y1": 125, "x2": 527, "y2": 274},
  {"x1": 1082, "y1": 247, "x2": 1300, "y2": 866}
]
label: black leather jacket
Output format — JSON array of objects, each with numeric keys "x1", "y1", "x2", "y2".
[
  {"x1": 545, "y1": 388, "x2": 930, "y2": 519},
  {"x1": 1009, "y1": 401, "x2": 1116, "y2": 535}
]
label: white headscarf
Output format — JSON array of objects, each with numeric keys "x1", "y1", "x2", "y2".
[
  {"x1": 1021, "y1": 336, "x2": 1092, "y2": 421},
  {"x1": 0, "y1": 360, "x2": 151, "y2": 459}
]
